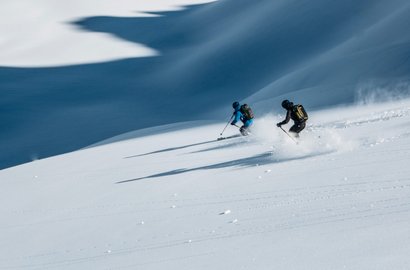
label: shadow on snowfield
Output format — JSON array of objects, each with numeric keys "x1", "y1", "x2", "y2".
[
  {"x1": 124, "y1": 134, "x2": 243, "y2": 158},
  {"x1": 117, "y1": 150, "x2": 333, "y2": 183},
  {"x1": 124, "y1": 139, "x2": 218, "y2": 158}
]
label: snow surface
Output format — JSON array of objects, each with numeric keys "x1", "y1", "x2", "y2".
[
  {"x1": 2, "y1": 0, "x2": 410, "y2": 169},
  {"x1": 0, "y1": 0, "x2": 215, "y2": 67},
  {"x1": 1, "y1": 1, "x2": 410, "y2": 267},
  {"x1": 1, "y1": 99, "x2": 410, "y2": 269}
]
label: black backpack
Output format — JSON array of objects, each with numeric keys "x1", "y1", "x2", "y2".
[
  {"x1": 240, "y1": 104, "x2": 254, "y2": 120},
  {"x1": 292, "y1": 104, "x2": 308, "y2": 122}
]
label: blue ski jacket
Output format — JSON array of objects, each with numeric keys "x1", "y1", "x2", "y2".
[{"x1": 231, "y1": 106, "x2": 253, "y2": 127}]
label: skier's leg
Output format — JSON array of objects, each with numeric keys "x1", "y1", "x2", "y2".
[
  {"x1": 240, "y1": 120, "x2": 252, "y2": 136},
  {"x1": 289, "y1": 122, "x2": 306, "y2": 137},
  {"x1": 240, "y1": 125, "x2": 248, "y2": 136},
  {"x1": 289, "y1": 124, "x2": 298, "y2": 135},
  {"x1": 297, "y1": 122, "x2": 306, "y2": 133}
]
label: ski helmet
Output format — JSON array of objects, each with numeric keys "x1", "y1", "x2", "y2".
[
  {"x1": 232, "y1": 101, "x2": 240, "y2": 109},
  {"x1": 281, "y1": 100, "x2": 292, "y2": 109}
]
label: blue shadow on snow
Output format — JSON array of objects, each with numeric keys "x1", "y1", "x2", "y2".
[{"x1": 116, "y1": 150, "x2": 330, "y2": 184}]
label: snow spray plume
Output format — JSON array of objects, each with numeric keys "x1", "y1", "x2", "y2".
[
  {"x1": 355, "y1": 80, "x2": 410, "y2": 105},
  {"x1": 250, "y1": 114, "x2": 354, "y2": 162}
]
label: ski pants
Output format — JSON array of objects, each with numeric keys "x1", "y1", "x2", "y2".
[
  {"x1": 240, "y1": 119, "x2": 253, "y2": 136},
  {"x1": 289, "y1": 121, "x2": 306, "y2": 134}
]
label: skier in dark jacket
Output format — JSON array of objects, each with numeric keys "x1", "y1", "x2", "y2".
[
  {"x1": 277, "y1": 100, "x2": 307, "y2": 137},
  {"x1": 231, "y1": 101, "x2": 253, "y2": 136}
]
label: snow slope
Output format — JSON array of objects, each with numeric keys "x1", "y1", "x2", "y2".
[
  {"x1": 0, "y1": 0, "x2": 215, "y2": 67},
  {"x1": 2, "y1": 0, "x2": 410, "y2": 169},
  {"x1": 1, "y1": 2, "x2": 410, "y2": 267},
  {"x1": 1, "y1": 99, "x2": 410, "y2": 269}
]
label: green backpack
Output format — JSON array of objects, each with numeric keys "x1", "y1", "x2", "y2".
[
  {"x1": 240, "y1": 104, "x2": 254, "y2": 120},
  {"x1": 292, "y1": 104, "x2": 308, "y2": 122}
]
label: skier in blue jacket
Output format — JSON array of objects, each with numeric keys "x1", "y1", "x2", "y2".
[{"x1": 231, "y1": 101, "x2": 254, "y2": 136}]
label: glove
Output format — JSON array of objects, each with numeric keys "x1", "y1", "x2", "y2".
[
  {"x1": 276, "y1": 123, "x2": 282, "y2": 127},
  {"x1": 231, "y1": 122, "x2": 236, "y2": 126}
]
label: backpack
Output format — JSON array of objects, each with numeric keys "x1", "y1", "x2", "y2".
[
  {"x1": 240, "y1": 104, "x2": 254, "y2": 120},
  {"x1": 292, "y1": 104, "x2": 308, "y2": 122}
]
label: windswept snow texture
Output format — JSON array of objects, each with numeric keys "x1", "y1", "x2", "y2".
[
  {"x1": 1, "y1": 100, "x2": 410, "y2": 269},
  {"x1": 1, "y1": 0, "x2": 410, "y2": 169}
]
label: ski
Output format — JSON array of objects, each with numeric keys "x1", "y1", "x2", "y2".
[{"x1": 217, "y1": 134, "x2": 241, "y2": 141}]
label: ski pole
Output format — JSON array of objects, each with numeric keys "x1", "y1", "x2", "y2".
[
  {"x1": 279, "y1": 126, "x2": 298, "y2": 144},
  {"x1": 220, "y1": 114, "x2": 234, "y2": 136}
]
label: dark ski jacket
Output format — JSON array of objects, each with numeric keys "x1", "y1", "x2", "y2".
[{"x1": 279, "y1": 108, "x2": 305, "y2": 125}]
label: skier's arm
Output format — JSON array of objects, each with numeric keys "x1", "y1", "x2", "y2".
[
  {"x1": 278, "y1": 110, "x2": 291, "y2": 126},
  {"x1": 231, "y1": 111, "x2": 241, "y2": 125}
]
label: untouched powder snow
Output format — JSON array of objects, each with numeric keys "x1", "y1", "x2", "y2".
[
  {"x1": 1, "y1": 100, "x2": 410, "y2": 269},
  {"x1": 0, "y1": 0, "x2": 215, "y2": 67}
]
